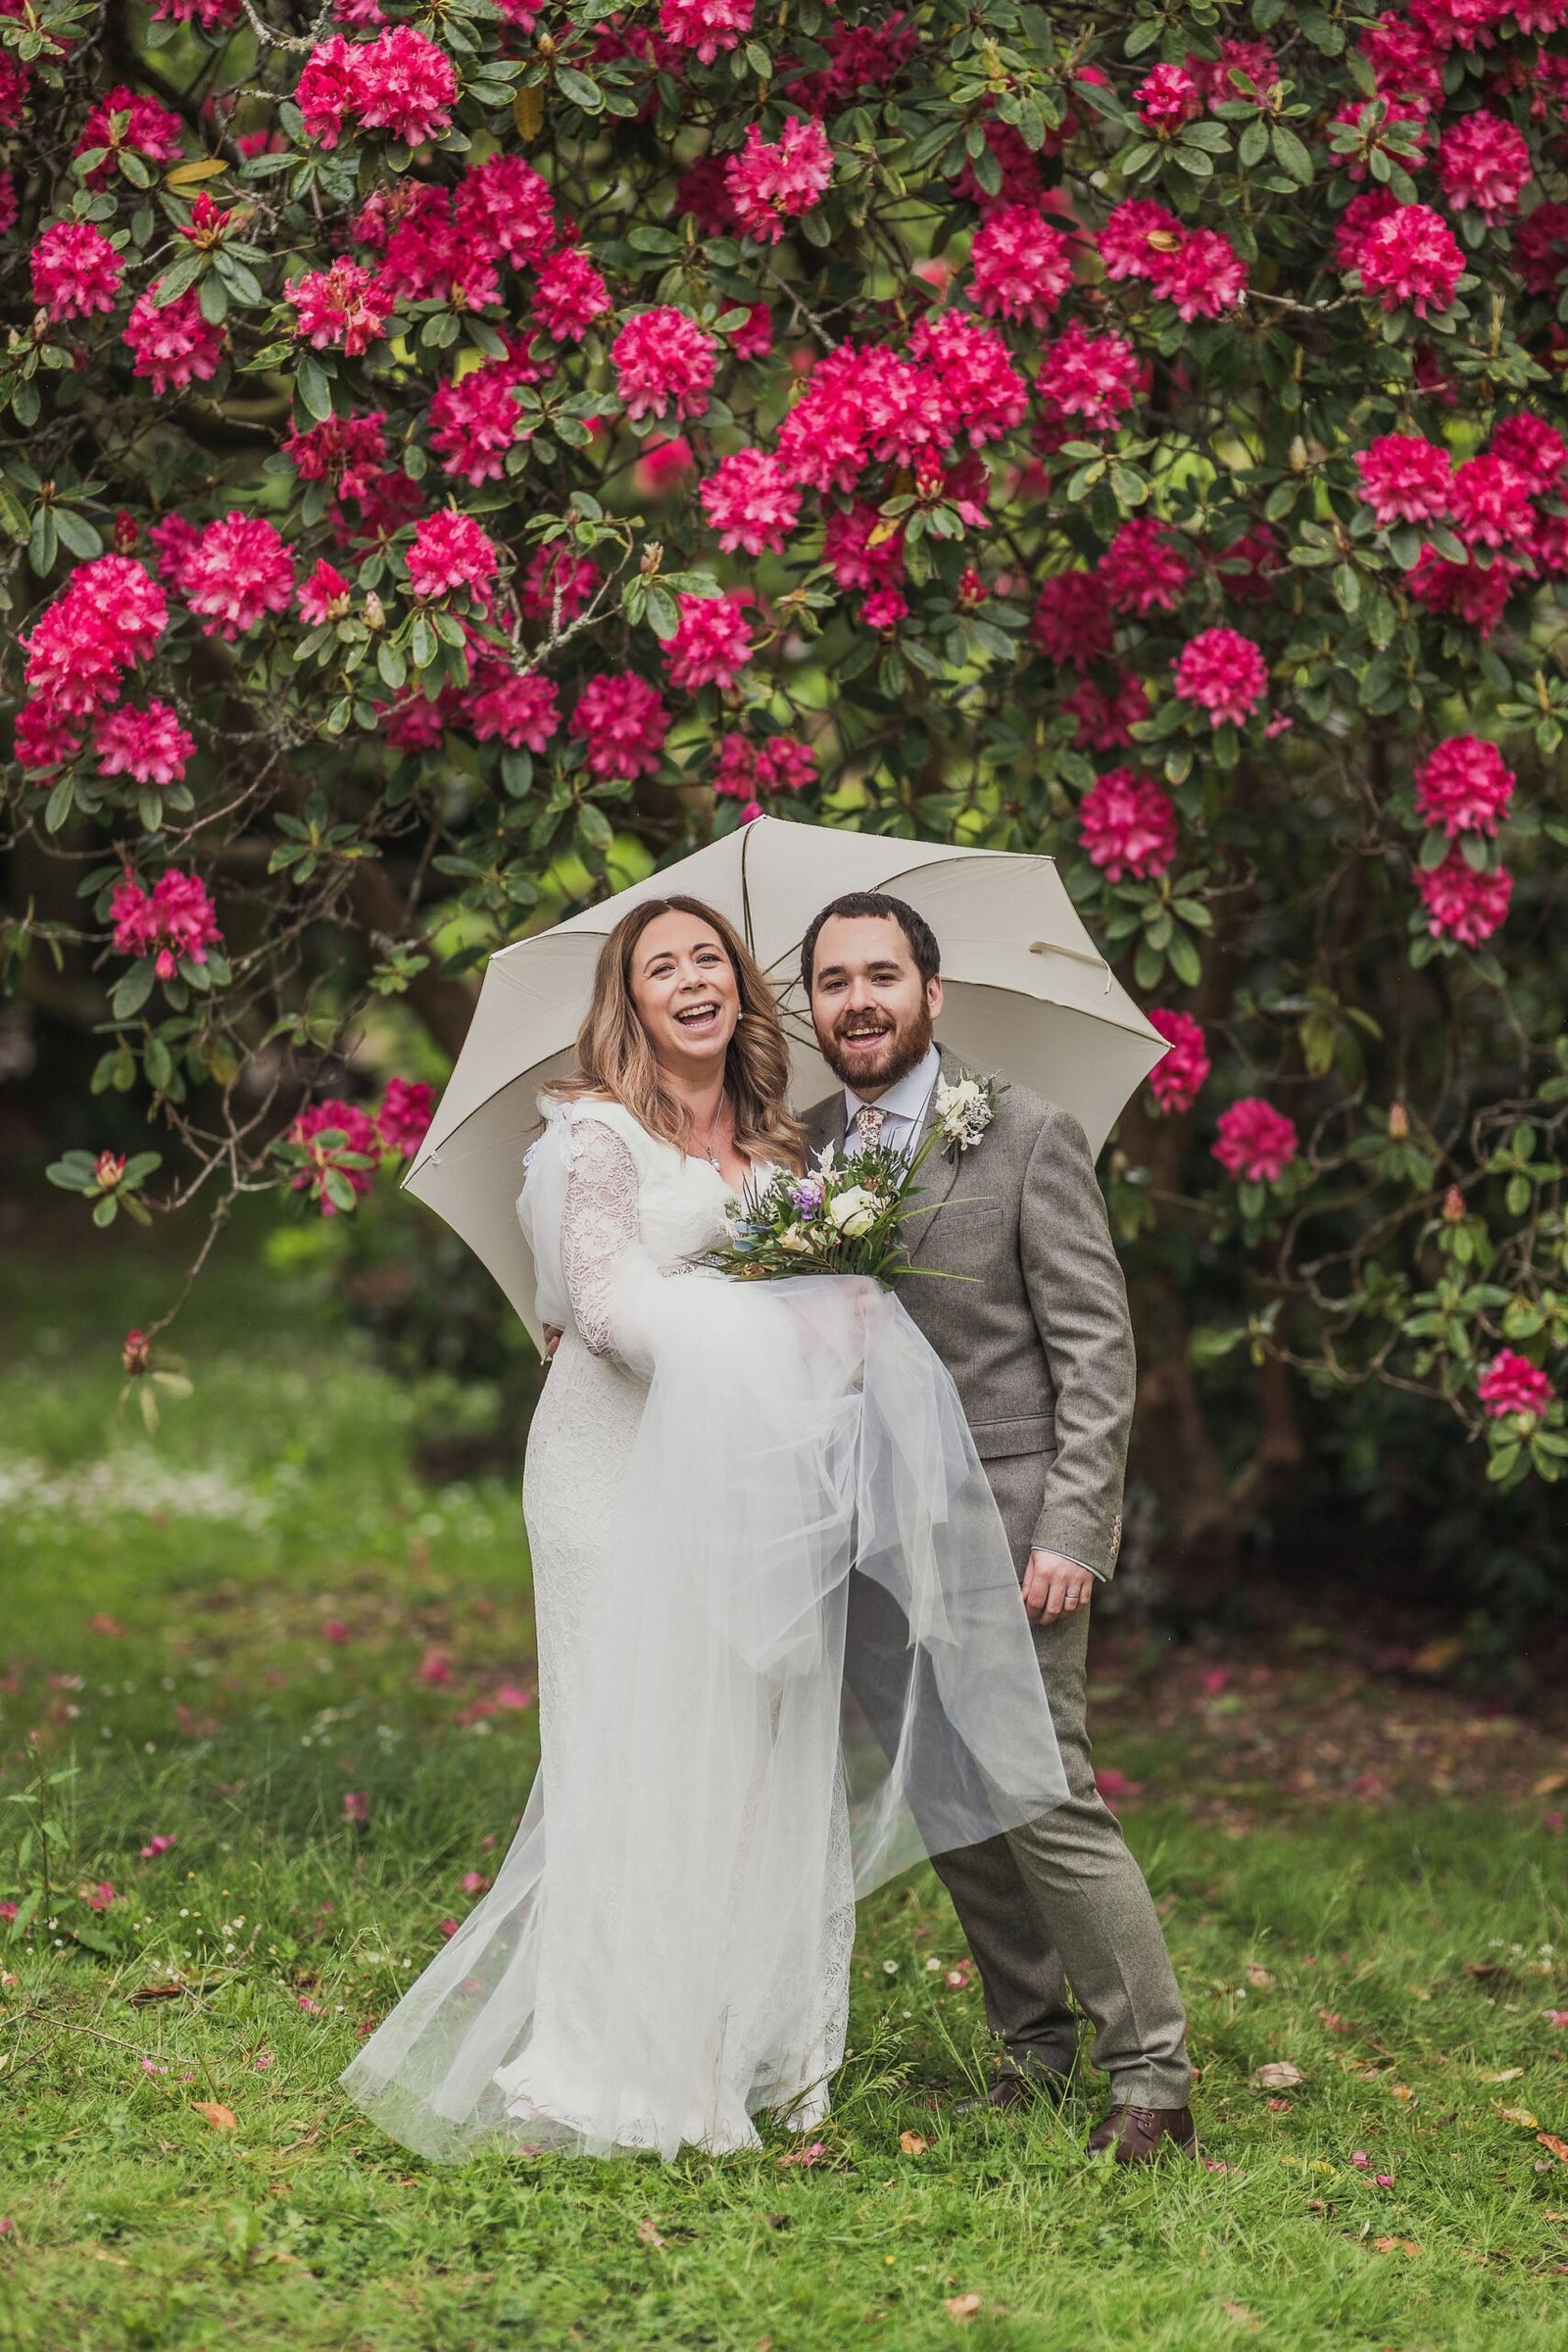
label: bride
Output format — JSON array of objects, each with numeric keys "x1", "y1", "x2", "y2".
[{"x1": 340, "y1": 894, "x2": 1068, "y2": 2162}]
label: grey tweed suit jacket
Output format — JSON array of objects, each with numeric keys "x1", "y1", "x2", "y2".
[{"x1": 802, "y1": 1045, "x2": 1136, "y2": 1581}]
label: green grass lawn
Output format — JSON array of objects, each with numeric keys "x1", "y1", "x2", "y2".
[{"x1": 1, "y1": 1222, "x2": 1565, "y2": 2351}]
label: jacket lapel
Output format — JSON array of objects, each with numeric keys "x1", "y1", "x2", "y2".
[{"x1": 900, "y1": 1046, "x2": 964, "y2": 1258}]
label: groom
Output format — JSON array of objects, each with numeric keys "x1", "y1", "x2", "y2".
[{"x1": 800, "y1": 890, "x2": 1195, "y2": 2165}]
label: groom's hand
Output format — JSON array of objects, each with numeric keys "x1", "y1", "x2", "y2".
[{"x1": 1023, "y1": 1549, "x2": 1095, "y2": 1624}]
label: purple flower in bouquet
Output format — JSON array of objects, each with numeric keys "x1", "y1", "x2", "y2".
[{"x1": 789, "y1": 1175, "x2": 825, "y2": 1219}]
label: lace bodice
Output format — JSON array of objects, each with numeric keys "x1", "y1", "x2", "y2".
[{"x1": 541, "y1": 1099, "x2": 743, "y2": 1364}]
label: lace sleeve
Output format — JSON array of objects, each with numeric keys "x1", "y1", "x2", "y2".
[{"x1": 558, "y1": 1116, "x2": 644, "y2": 1357}]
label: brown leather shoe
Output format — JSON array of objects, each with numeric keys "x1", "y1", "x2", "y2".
[
  {"x1": 1086, "y1": 2103, "x2": 1198, "y2": 2164},
  {"x1": 956, "y1": 2067, "x2": 1070, "y2": 2116}
]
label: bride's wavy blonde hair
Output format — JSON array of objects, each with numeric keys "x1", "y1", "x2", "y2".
[{"x1": 545, "y1": 894, "x2": 807, "y2": 1172}]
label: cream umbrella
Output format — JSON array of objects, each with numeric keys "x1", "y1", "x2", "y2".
[{"x1": 402, "y1": 815, "x2": 1165, "y2": 1342}]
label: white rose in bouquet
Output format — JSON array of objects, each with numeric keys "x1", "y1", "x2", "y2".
[{"x1": 827, "y1": 1184, "x2": 879, "y2": 1238}]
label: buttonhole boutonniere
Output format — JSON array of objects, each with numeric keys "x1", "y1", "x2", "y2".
[{"x1": 932, "y1": 1071, "x2": 1007, "y2": 1163}]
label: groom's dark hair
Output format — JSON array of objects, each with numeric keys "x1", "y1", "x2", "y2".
[{"x1": 800, "y1": 892, "x2": 942, "y2": 993}]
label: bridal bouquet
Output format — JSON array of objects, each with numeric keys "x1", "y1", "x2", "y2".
[
  {"x1": 711, "y1": 1137, "x2": 935, "y2": 1287},
  {"x1": 710, "y1": 1072, "x2": 1005, "y2": 1288}
]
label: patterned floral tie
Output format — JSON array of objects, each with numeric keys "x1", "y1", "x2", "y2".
[{"x1": 855, "y1": 1103, "x2": 886, "y2": 1154}]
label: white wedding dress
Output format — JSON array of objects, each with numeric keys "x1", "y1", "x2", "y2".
[{"x1": 340, "y1": 1097, "x2": 1069, "y2": 2164}]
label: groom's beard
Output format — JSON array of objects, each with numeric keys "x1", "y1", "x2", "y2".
[{"x1": 815, "y1": 1002, "x2": 935, "y2": 1095}]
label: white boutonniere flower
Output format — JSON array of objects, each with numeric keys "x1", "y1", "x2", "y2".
[{"x1": 932, "y1": 1069, "x2": 1006, "y2": 1162}]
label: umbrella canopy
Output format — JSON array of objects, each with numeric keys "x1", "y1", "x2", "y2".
[{"x1": 403, "y1": 815, "x2": 1165, "y2": 1341}]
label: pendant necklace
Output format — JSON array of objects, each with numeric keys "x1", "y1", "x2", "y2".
[{"x1": 695, "y1": 1096, "x2": 729, "y2": 1173}]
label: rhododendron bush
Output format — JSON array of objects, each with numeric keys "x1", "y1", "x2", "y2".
[{"x1": 4, "y1": 0, "x2": 1567, "y2": 1546}]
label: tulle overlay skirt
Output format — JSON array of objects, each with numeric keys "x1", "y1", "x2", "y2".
[{"x1": 339, "y1": 1275, "x2": 1067, "y2": 2162}]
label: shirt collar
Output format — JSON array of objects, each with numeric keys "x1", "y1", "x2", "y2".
[{"x1": 843, "y1": 1041, "x2": 942, "y2": 1135}]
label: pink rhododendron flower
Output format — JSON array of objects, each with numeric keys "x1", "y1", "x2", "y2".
[
  {"x1": 85, "y1": 1882, "x2": 117, "y2": 1912},
  {"x1": 1096, "y1": 198, "x2": 1186, "y2": 281},
  {"x1": 1413, "y1": 847, "x2": 1512, "y2": 944},
  {"x1": 1173, "y1": 626, "x2": 1268, "y2": 726},
  {"x1": 906, "y1": 310, "x2": 1029, "y2": 447},
  {"x1": 110, "y1": 868, "x2": 222, "y2": 980},
  {"x1": 660, "y1": 0, "x2": 753, "y2": 64},
  {"x1": 467, "y1": 669, "x2": 561, "y2": 751},
  {"x1": 349, "y1": 26, "x2": 458, "y2": 147},
  {"x1": 1099, "y1": 517, "x2": 1192, "y2": 616},
  {"x1": 712, "y1": 731, "x2": 816, "y2": 801},
  {"x1": 612, "y1": 306, "x2": 719, "y2": 422},
  {"x1": 30, "y1": 219, "x2": 123, "y2": 318},
  {"x1": 14, "y1": 700, "x2": 81, "y2": 775},
  {"x1": 1148, "y1": 1008, "x2": 1211, "y2": 1114},
  {"x1": 1034, "y1": 323, "x2": 1142, "y2": 438},
  {"x1": 700, "y1": 448, "x2": 802, "y2": 555},
  {"x1": 289, "y1": 1099, "x2": 380, "y2": 1213},
  {"x1": 1477, "y1": 1348, "x2": 1553, "y2": 1421},
  {"x1": 376, "y1": 188, "x2": 501, "y2": 310},
  {"x1": 184, "y1": 514, "x2": 294, "y2": 639},
  {"x1": 122, "y1": 287, "x2": 223, "y2": 394},
  {"x1": 148, "y1": 514, "x2": 201, "y2": 593},
  {"x1": 296, "y1": 33, "x2": 364, "y2": 147},
  {"x1": 1189, "y1": 38, "x2": 1278, "y2": 108},
  {"x1": 461, "y1": 1870, "x2": 491, "y2": 1894},
  {"x1": 861, "y1": 586, "x2": 908, "y2": 631},
  {"x1": 1354, "y1": 432, "x2": 1452, "y2": 525},
  {"x1": 569, "y1": 673, "x2": 670, "y2": 778},
  {"x1": 1359, "y1": 13, "x2": 1446, "y2": 108},
  {"x1": 75, "y1": 84, "x2": 183, "y2": 185},
  {"x1": 139, "y1": 1833, "x2": 176, "y2": 1857},
  {"x1": 1513, "y1": 199, "x2": 1568, "y2": 293},
  {"x1": 665, "y1": 589, "x2": 755, "y2": 691},
  {"x1": 724, "y1": 300, "x2": 773, "y2": 361},
  {"x1": 1031, "y1": 570, "x2": 1113, "y2": 665},
  {"x1": 1078, "y1": 767, "x2": 1179, "y2": 882},
  {"x1": 94, "y1": 701, "x2": 195, "y2": 786},
  {"x1": 288, "y1": 260, "x2": 392, "y2": 356},
  {"x1": 725, "y1": 115, "x2": 835, "y2": 243},
  {"x1": 1413, "y1": 735, "x2": 1515, "y2": 835},
  {"x1": 150, "y1": 0, "x2": 240, "y2": 26},
  {"x1": 1064, "y1": 667, "x2": 1151, "y2": 750},
  {"x1": 1438, "y1": 109, "x2": 1532, "y2": 220},
  {"x1": 821, "y1": 501, "x2": 905, "y2": 590},
  {"x1": 1489, "y1": 412, "x2": 1568, "y2": 492},
  {"x1": 428, "y1": 356, "x2": 532, "y2": 486},
  {"x1": 454, "y1": 153, "x2": 556, "y2": 267},
  {"x1": 533, "y1": 246, "x2": 611, "y2": 342},
  {"x1": 1148, "y1": 226, "x2": 1249, "y2": 320},
  {"x1": 1406, "y1": 542, "x2": 1521, "y2": 634},
  {"x1": 1213, "y1": 1098, "x2": 1299, "y2": 1184},
  {"x1": 1448, "y1": 453, "x2": 1534, "y2": 550},
  {"x1": 634, "y1": 437, "x2": 696, "y2": 498},
  {"x1": 1136, "y1": 62, "x2": 1201, "y2": 133},
  {"x1": 342, "y1": 1790, "x2": 369, "y2": 1825},
  {"x1": 298, "y1": 559, "x2": 352, "y2": 625},
  {"x1": 1351, "y1": 203, "x2": 1464, "y2": 316},
  {"x1": 968, "y1": 203, "x2": 1075, "y2": 325},
  {"x1": 23, "y1": 556, "x2": 168, "y2": 721},
  {"x1": 406, "y1": 511, "x2": 498, "y2": 599},
  {"x1": 375, "y1": 1078, "x2": 434, "y2": 1157}
]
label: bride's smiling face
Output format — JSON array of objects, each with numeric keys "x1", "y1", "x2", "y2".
[{"x1": 629, "y1": 909, "x2": 741, "y2": 1074}]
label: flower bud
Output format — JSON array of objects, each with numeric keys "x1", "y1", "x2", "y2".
[
  {"x1": 95, "y1": 1152, "x2": 126, "y2": 1191},
  {"x1": 1387, "y1": 1102, "x2": 1408, "y2": 1141},
  {"x1": 363, "y1": 590, "x2": 385, "y2": 631},
  {"x1": 1442, "y1": 1185, "x2": 1465, "y2": 1222},
  {"x1": 122, "y1": 1328, "x2": 152, "y2": 1376}
]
